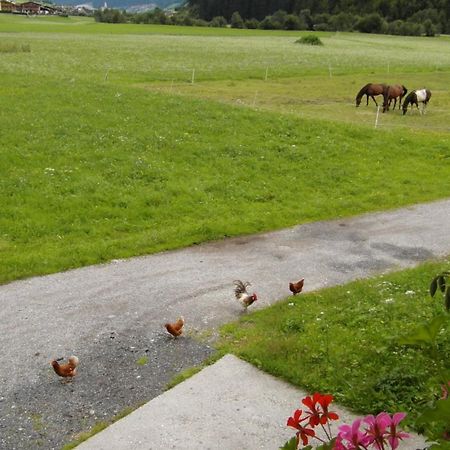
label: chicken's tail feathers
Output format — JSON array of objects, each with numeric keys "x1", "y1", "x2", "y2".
[
  {"x1": 234, "y1": 279, "x2": 251, "y2": 297},
  {"x1": 68, "y1": 355, "x2": 79, "y2": 367}
]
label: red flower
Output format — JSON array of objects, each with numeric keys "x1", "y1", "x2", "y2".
[
  {"x1": 302, "y1": 392, "x2": 339, "y2": 426},
  {"x1": 287, "y1": 409, "x2": 316, "y2": 446},
  {"x1": 317, "y1": 394, "x2": 339, "y2": 424},
  {"x1": 302, "y1": 393, "x2": 323, "y2": 426}
]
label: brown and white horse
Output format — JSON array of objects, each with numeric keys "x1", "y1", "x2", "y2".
[{"x1": 402, "y1": 89, "x2": 432, "y2": 115}]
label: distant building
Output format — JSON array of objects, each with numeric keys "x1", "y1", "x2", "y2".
[
  {"x1": 16, "y1": 1, "x2": 56, "y2": 14},
  {"x1": 0, "y1": 0, "x2": 15, "y2": 12},
  {"x1": 73, "y1": 2, "x2": 93, "y2": 14}
]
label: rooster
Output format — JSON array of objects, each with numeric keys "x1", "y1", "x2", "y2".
[
  {"x1": 165, "y1": 317, "x2": 184, "y2": 337},
  {"x1": 51, "y1": 355, "x2": 79, "y2": 381},
  {"x1": 289, "y1": 278, "x2": 304, "y2": 295},
  {"x1": 234, "y1": 280, "x2": 258, "y2": 310}
]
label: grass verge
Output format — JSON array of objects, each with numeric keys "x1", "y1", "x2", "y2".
[
  {"x1": 217, "y1": 258, "x2": 450, "y2": 428},
  {"x1": 61, "y1": 404, "x2": 144, "y2": 449},
  {"x1": 1, "y1": 75, "x2": 450, "y2": 284}
]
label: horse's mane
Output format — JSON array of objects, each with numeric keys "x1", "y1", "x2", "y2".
[
  {"x1": 402, "y1": 91, "x2": 416, "y2": 108},
  {"x1": 355, "y1": 83, "x2": 371, "y2": 100}
]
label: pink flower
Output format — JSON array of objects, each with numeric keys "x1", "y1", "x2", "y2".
[
  {"x1": 334, "y1": 435, "x2": 349, "y2": 450},
  {"x1": 363, "y1": 412, "x2": 390, "y2": 449},
  {"x1": 383, "y1": 412, "x2": 410, "y2": 450},
  {"x1": 337, "y1": 418, "x2": 372, "y2": 449}
]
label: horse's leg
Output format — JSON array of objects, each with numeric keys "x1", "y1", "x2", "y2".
[
  {"x1": 366, "y1": 95, "x2": 369, "y2": 106},
  {"x1": 372, "y1": 96, "x2": 378, "y2": 106}
]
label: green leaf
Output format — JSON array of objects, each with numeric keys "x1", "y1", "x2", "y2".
[
  {"x1": 316, "y1": 439, "x2": 337, "y2": 450},
  {"x1": 430, "y1": 277, "x2": 438, "y2": 297},
  {"x1": 398, "y1": 315, "x2": 447, "y2": 345},
  {"x1": 424, "y1": 398, "x2": 450, "y2": 422},
  {"x1": 445, "y1": 287, "x2": 450, "y2": 312},
  {"x1": 279, "y1": 437, "x2": 298, "y2": 450},
  {"x1": 438, "y1": 276, "x2": 447, "y2": 293}
]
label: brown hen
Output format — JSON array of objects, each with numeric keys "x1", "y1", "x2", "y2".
[
  {"x1": 289, "y1": 278, "x2": 304, "y2": 295},
  {"x1": 165, "y1": 317, "x2": 184, "y2": 337},
  {"x1": 51, "y1": 355, "x2": 79, "y2": 381}
]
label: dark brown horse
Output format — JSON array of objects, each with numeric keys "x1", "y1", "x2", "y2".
[
  {"x1": 402, "y1": 88, "x2": 432, "y2": 115},
  {"x1": 382, "y1": 84, "x2": 408, "y2": 112},
  {"x1": 355, "y1": 83, "x2": 386, "y2": 107}
]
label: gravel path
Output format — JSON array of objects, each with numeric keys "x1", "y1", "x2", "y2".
[{"x1": 1, "y1": 199, "x2": 449, "y2": 449}]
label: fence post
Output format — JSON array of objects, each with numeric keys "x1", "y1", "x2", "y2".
[{"x1": 374, "y1": 105, "x2": 380, "y2": 128}]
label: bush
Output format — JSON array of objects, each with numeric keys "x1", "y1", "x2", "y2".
[
  {"x1": 423, "y1": 18, "x2": 437, "y2": 36},
  {"x1": 400, "y1": 21, "x2": 423, "y2": 36},
  {"x1": 356, "y1": 13, "x2": 387, "y2": 34},
  {"x1": 244, "y1": 18, "x2": 259, "y2": 29},
  {"x1": 259, "y1": 16, "x2": 277, "y2": 30},
  {"x1": 209, "y1": 15, "x2": 227, "y2": 27},
  {"x1": 295, "y1": 34, "x2": 323, "y2": 46},
  {"x1": 329, "y1": 12, "x2": 357, "y2": 31},
  {"x1": 284, "y1": 14, "x2": 305, "y2": 30},
  {"x1": 313, "y1": 22, "x2": 331, "y2": 31},
  {"x1": 230, "y1": 11, "x2": 244, "y2": 29}
]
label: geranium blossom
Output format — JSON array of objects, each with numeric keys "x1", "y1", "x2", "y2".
[
  {"x1": 287, "y1": 409, "x2": 316, "y2": 446},
  {"x1": 363, "y1": 412, "x2": 390, "y2": 449},
  {"x1": 337, "y1": 418, "x2": 372, "y2": 449},
  {"x1": 383, "y1": 412, "x2": 410, "y2": 450}
]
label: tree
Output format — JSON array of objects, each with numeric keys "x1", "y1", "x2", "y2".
[
  {"x1": 355, "y1": 13, "x2": 386, "y2": 33},
  {"x1": 230, "y1": 11, "x2": 244, "y2": 28},
  {"x1": 423, "y1": 18, "x2": 437, "y2": 36},
  {"x1": 210, "y1": 15, "x2": 227, "y2": 27}
]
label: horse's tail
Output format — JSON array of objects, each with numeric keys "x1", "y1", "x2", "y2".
[{"x1": 401, "y1": 85, "x2": 408, "y2": 98}]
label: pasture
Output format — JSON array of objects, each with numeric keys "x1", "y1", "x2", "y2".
[{"x1": 1, "y1": 15, "x2": 450, "y2": 284}]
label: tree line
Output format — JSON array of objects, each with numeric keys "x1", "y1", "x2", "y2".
[
  {"x1": 94, "y1": 0, "x2": 449, "y2": 36},
  {"x1": 187, "y1": 0, "x2": 450, "y2": 34}
]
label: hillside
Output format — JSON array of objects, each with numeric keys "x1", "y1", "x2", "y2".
[{"x1": 57, "y1": 0, "x2": 182, "y2": 10}]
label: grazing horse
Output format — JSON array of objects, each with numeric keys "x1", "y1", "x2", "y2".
[
  {"x1": 382, "y1": 84, "x2": 408, "y2": 112},
  {"x1": 402, "y1": 88, "x2": 432, "y2": 115},
  {"x1": 355, "y1": 83, "x2": 386, "y2": 107}
]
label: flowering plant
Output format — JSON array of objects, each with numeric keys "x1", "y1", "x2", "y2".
[{"x1": 283, "y1": 393, "x2": 410, "y2": 450}]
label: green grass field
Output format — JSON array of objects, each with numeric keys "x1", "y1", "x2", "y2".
[
  {"x1": 1, "y1": 15, "x2": 450, "y2": 284},
  {"x1": 217, "y1": 260, "x2": 450, "y2": 428}
]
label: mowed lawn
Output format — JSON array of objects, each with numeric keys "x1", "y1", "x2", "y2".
[{"x1": 1, "y1": 15, "x2": 450, "y2": 284}]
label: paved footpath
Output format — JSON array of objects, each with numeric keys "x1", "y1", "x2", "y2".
[
  {"x1": 1, "y1": 199, "x2": 449, "y2": 448},
  {"x1": 78, "y1": 354, "x2": 428, "y2": 450}
]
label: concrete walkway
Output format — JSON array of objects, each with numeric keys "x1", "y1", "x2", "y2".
[
  {"x1": 1, "y1": 199, "x2": 449, "y2": 448},
  {"x1": 78, "y1": 354, "x2": 427, "y2": 450}
]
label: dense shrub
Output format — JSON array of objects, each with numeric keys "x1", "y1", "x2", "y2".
[
  {"x1": 422, "y1": 18, "x2": 438, "y2": 36},
  {"x1": 244, "y1": 18, "x2": 259, "y2": 29},
  {"x1": 209, "y1": 15, "x2": 227, "y2": 27},
  {"x1": 355, "y1": 13, "x2": 387, "y2": 34},
  {"x1": 295, "y1": 34, "x2": 323, "y2": 46},
  {"x1": 230, "y1": 11, "x2": 244, "y2": 28},
  {"x1": 284, "y1": 14, "x2": 306, "y2": 30},
  {"x1": 329, "y1": 12, "x2": 358, "y2": 31}
]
